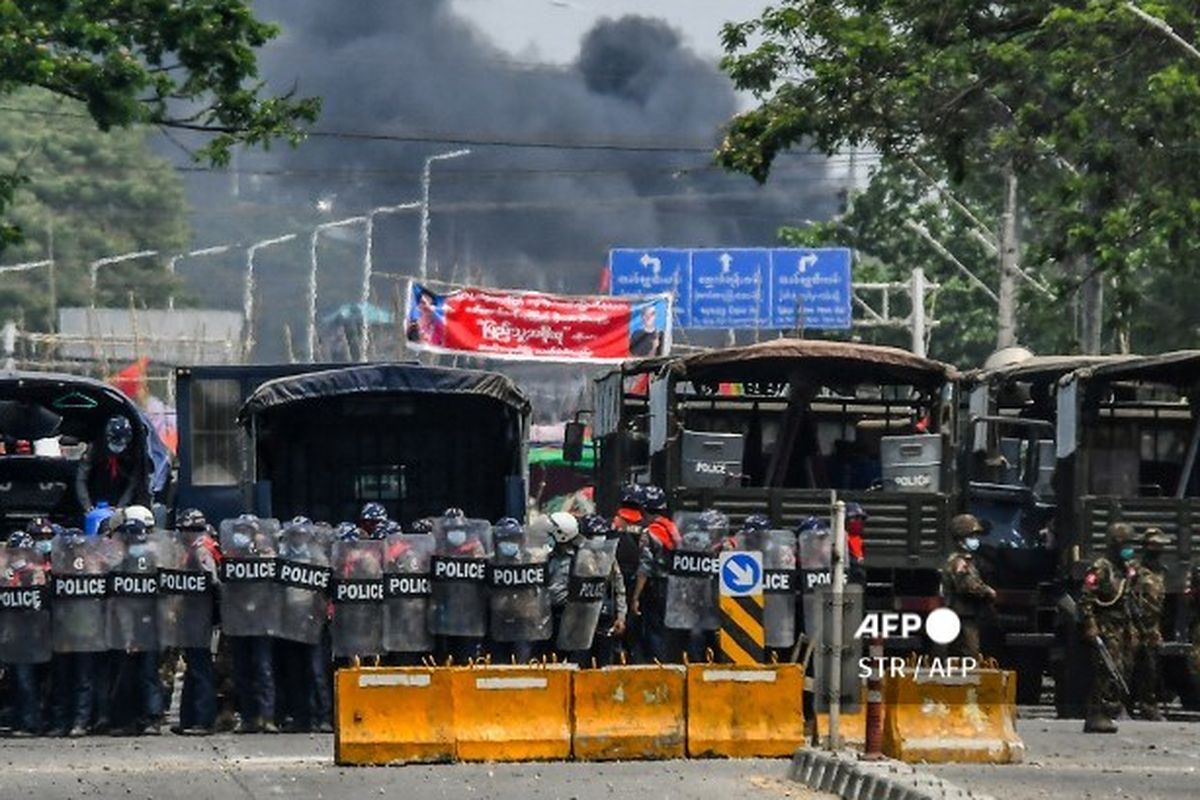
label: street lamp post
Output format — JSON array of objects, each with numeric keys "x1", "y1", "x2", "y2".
[
  {"x1": 309, "y1": 216, "x2": 367, "y2": 362},
  {"x1": 89, "y1": 250, "x2": 158, "y2": 308},
  {"x1": 419, "y1": 148, "x2": 471, "y2": 282},
  {"x1": 242, "y1": 234, "x2": 297, "y2": 357},
  {"x1": 360, "y1": 202, "x2": 420, "y2": 362},
  {"x1": 167, "y1": 245, "x2": 236, "y2": 310}
]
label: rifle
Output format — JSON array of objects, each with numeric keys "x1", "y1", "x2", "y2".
[{"x1": 1093, "y1": 634, "x2": 1131, "y2": 703}]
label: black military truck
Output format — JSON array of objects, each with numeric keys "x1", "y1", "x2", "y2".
[
  {"x1": 237, "y1": 362, "x2": 531, "y2": 525},
  {"x1": 965, "y1": 351, "x2": 1200, "y2": 710},
  {"x1": 592, "y1": 339, "x2": 960, "y2": 620}
]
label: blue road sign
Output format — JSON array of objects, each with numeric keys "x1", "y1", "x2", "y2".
[
  {"x1": 770, "y1": 248, "x2": 852, "y2": 330},
  {"x1": 689, "y1": 249, "x2": 771, "y2": 329},
  {"x1": 608, "y1": 247, "x2": 852, "y2": 330},
  {"x1": 720, "y1": 550, "x2": 764, "y2": 597},
  {"x1": 609, "y1": 249, "x2": 691, "y2": 326}
]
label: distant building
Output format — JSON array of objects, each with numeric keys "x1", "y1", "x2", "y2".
[{"x1": 57, "y1": 308, "x2": 244, "y2": 365}]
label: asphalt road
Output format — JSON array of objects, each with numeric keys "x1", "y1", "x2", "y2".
[
  {"x1": 0, "y1": 735, "x2": 830, "y2": 800},
  {"x1": 922, "y1": 717, "x2": 1200, "y2": 800}
]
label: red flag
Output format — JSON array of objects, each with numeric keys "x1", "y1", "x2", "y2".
[{"x1": 109, "y1": 357, "x2": 149, "y2": 400}]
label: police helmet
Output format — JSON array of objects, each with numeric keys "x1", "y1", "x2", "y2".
[
  {"x1": 580, "y1": 513, "x2": 612, "y2": 539},
  {"x1": 740, "y1": 513, "x2": 772, "y2": 533},
  {"x1": 7, "y1": 531, "x2": 34, "y2": 550},
  {"x1": 796, "y1": 516, "x2": 828, "y2": 536},
  {"x1": 619, "y1": 483, "x2": 644, "y2": 510},
  {"x1": 177, "y1": 508, "x2": 208, "y2": 532},
  {"x1": 641, "y1": 485, "x2": 667, "y2": 513},
  {"x1": 122, "y1": 505, "x2": 155, "y2": 528},
  {"x1": 335, "y1": 522, "x2": 362, "y2": 542},
  {"x1": 359, "y1": 502, "x2": 388, "y2": 524},
  {"x1": 442, "y1": 507, "x2": 467, "y2": 520},
  {"x1": 409, "y1": 518, "x2": 434, "y2": 535},
  {"x1": 696, "y1": 509, "x2": 729, "y2": 532},
  {"x1": 377, "y1": 520, "x2": 403, "y2": 538},
  {"x1": 493, "y1": 517, "x2": 524, "y2": 540},
  {"x1": 105, "y1": 415, "x2": 133, "y2": 455},
  {"x1": 547, "y1": 512, "x2": 580, "y2": 544}
]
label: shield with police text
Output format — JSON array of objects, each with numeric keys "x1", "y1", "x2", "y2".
[
  {"x1": 106, "y1": 526, "x2": 162, "y2": 651},
  {"x1": 555, "y1": 538, "x2": 617, "y2": 652},
  {"x1": 277, "y1": 523, "x2": 333, "y2": 645},
  {"x1": 155, "y1": 529, "x2": 216, "y2": 650},
  {"x1": 488, "y1": 534, "x2": 551, "y2": 644},
  {"x1": 428, "y1": 518, "x2": 493, "y2": 638},
  {"x1": 51, "y1": 534, "x2": 113, "y2": 653},
  {"x1": 218, "y1": 517, "x2": 282, "y2": 638},
  {"x1": 664, "y1": 514, "x2": 723, "y2": 632},
  {"x1": 382, "y1": 534, "x2": 434, "y2": 653},
  {"x1": 0, "y1": 545, "x2": 52, "y2": 664},
  {"x1": 331, "y1": 539, "x2": 385, "y2": 658},
  {"x1": 798, "y1": 521, "x2": 833, "y2": 635},
  {"x1": 736, "y1": 528, "x2": 798, "y2": 648}
]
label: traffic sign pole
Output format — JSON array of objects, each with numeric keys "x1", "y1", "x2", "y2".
[{"x1": 718, "y1": 551, "x2": 765, "y2": 665}]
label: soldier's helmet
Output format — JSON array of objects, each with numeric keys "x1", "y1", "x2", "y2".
[
  {"x1": 1106, "y1": 521, "x2": 1135, "y2": 547},
  {"x1": 1142, "y1": 526, "x2": 1170, "y2": 553},
  {"x1": 948, "y1": 513, "x2": 984, "y2": 540}
]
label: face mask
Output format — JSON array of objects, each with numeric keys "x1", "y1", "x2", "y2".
[
  {"x1": 35, "y1": 540, "x2": 52, "y2": 556},
  {"x1": 232, "y1": 533, "x2": 252, "y2": 551},
  {"x1": 128, "y1": 544, "x2": 149, "y2": 558},
  {"x1": 447, "y1": 530, "x2": 467, "y2": 547},
  {"x1": 1119, "y1": 546, "x2": 1135, "y2": 562},
  {"x1": 963, "y1": 537, "x2": 980, "y2": 552},
  {"x1": 498, "y1": 541, "x2": 520, "y2": 558},
  {"x1": 847, "y1": 519, "x2": 865, "y2": 538}
]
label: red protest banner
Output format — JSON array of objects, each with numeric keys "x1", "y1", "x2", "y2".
[{"x1": 405, "y1": 283, "x2": 671, "y2": 362}]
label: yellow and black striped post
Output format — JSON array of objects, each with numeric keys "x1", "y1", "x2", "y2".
[{"x1": 718, "y1": 551, "x2": 765, "y2": 664}]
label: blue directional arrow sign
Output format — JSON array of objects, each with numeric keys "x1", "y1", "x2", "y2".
[
  {"x1": 769, "y1": 247, "x2": 852, "y2": 330},
  {"x1": 689, "y1": 249, "x2": 771, "y2": 329},
  {"x1": 720, "y1": 550, "x2": 764, "y2": 597},
  {"x1": 609, "y1": 248, "x2": 691, "y2": 326}
]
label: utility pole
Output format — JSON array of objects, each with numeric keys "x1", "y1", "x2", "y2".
[
  {"x1": 1079, "y1": 260, "x2": 1104, "y2": 355},
  {"x1": 909, "y1": 268, "x2": 927, "y2": 358},
  {"x1": 996, "y1": 162, "x2": 1019, "y2": 349}
]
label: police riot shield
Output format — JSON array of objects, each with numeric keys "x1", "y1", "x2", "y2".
[
  {"x1": 277, "y1": 523, "x2": 333, "y2": 645},
  {"x1": 330, "y1": 539, "x2": 385, "y2": 658},
  {"x1": 488, "y1": 532, "x2": 552, "y2": 644},
  {"x1": 106, "y1": 525, "x2": 162, "y2": 651},
  {"x1": 51, "y1": 533, "x2": 113, "y2": 653},
  {"x1": 798, "y1": 519, "x2": 834, "y2": 636},
  {"x1": 555, "y1": 538, "x2": 617, "y2": 652},
  {"x1": 218, "y1": 517, "x2": 282, "y2": 637},
  {"x1": 382, "y1": 534, "x2": 434, "y2": 653},
  {"x1": 0, "y1": 545, "x2": 52, "y2": 664},
  {"x1": 155, "y1": 529, "x2": 216, "y2": 650},
  {"x1": 428, "y1": 518, "x2": 493, "y2": 638},
  {"x1": 736, "y1": 528, "x2": 798, "y2": 648},
  {"x1": 664, "y1": 513, "x2": 723, "y2": 632}
]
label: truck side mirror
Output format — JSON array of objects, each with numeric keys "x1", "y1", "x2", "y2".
[{"x1": 563, "y1": 421, "x2": 586, "y2": 463}]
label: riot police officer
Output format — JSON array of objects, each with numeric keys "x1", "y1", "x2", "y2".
[
  {"x1": 941, "y1": 514, "x2": 996, "y2": 659},
  {"x1": 429, "y1": 510, "x2": 491, "y2": 664},
  {"x1": 165, "y1": 508, "x2": 219, "y2": 735},
  {"x1": 487, "y1": 518, "x2": 551, "y2": 664},
  {"x1": 1, "y1": 530, "x2": 51, "y2": 736},
  {"x1": 580, "y1": 514, "x2": 627, "y2": 666},
  {"x1": 106, "y1": 513, "x2": 163, "y2": 735},
  {"x1": 631, "y1": 486, "x2": 681, "y2": 663},
  {"x1": 382, "y1": 520, "x2": 435, "y2": 667},
  {"x1": 1129, "y1": 527, "x2": 1167, "y2": 721},
  {"x1": 1080, "y1": 522, "x2": 1138, "y2": 733},
  {"x1": 358, "y1": 502, "x2": 389, "y2": 538},
  {"x1": 611, "y1": 484, "x2": 645, "y2": 661}
]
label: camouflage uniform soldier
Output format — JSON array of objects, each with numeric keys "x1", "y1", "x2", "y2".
[
  {"x1": 1079, "y1": 522, "x2": 1138, "y2": 733},
  {"x1": 940, "y1": 514, "x2": 996, "y2": 658},
  {"x1": 1129, "y1": 528, "x2": 1168, "y2": 720}
]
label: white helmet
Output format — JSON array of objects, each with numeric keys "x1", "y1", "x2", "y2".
[
  {"x1": 121, "y1": 505, "x2": 155, "y2": 528},
  {"x1": 547, "y1": 511, "x2": 580, "y2": 544}
]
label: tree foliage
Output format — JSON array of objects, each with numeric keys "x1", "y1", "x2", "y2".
[
  {"x1": 718, "y1": 1, "x2": 1200, "y2": 352},
  {"x1": 0, "y1": 88, "x2": 190, "y2": 327},
  {"x1": 0, "y1": 0, "x2": 319, "y2": 250}
]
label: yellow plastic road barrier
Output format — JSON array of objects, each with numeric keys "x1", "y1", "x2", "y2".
[
  {"x1": 814, "y1": 682, "x2": 868, "y2": 747},
  {"x1": 451, "y1": 664, "x2": 575, "y2": 761},
  {"x1": 572, "y1": 665, "x2": 687, "y2": 761},
  {"x1": 686, "y1": 663, "x2": 805, "y2": 758},
  {"x1": 334, "y1": 667, "x2": 455, "y2": 765},
  {"x1": 882, "y1": 667, "x2": 1025, "y2": 764}
]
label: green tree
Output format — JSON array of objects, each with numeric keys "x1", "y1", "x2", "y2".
[
  {"x1": 0, "y1": 0, "x2": 319, "y2": 245},
  {"x1": 718, "y1": 1, "x2": 1200, "y2": 354},
  {"x1": 0, "y1": 89, "x2": 190, "y2": 327}
]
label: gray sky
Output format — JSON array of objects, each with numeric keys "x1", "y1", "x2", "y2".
[{"x1": 450, "y1": 0, "x2": 752, "y2": 63}]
